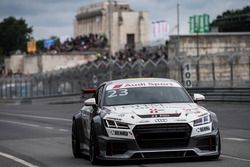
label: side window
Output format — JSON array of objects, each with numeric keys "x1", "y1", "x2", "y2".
[{"x1": 96, "y1": 86, "x2": 104, "y2": 105}]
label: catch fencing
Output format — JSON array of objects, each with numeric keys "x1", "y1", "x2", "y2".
[{"x1": 0, "y1": 51, "x2": 250, "y2": 98}]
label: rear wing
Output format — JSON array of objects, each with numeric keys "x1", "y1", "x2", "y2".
[
  {"x1": 81, "y1": 88, "x2": 96, "y2": 94},
  {"x1": 81, "y1": 88, "x2": 96, "y2": 98}
]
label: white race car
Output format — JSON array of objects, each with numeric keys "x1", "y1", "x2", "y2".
[{"x1": 72, "y1": 78, "x2": 221, "y2": 164}]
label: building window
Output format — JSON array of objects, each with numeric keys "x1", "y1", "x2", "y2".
[{"x1": 126, "y1": 34, "x2": 135, "y2": 49}]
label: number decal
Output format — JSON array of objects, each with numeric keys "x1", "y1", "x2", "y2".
[
  {"x1": 107, "y1": 90, "x2": 117, "y2": 98},
  {"x1": 107, "y1": 89, "x2": 128, "y2": 98},
  {"x1": 183, "y1": 63, "x2": 192, "y2": 88},
  {"x1": 185, "y1": 72, "x2": 191, "y2": 79},
  {"x1": 119, "y1": 89, "x2": 128, "y2": 96},
  {"x1": 185, "y1": 64, "x2": 190, "y2": 71}
]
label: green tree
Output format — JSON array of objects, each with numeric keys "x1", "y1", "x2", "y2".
[
  {"x1": 36, "y1": 39, "x2": 45, "y2": 53},
  {"x1": 211, "y1": 6, "x2": 250, "y2": 32},
  {"x1": 0, "y1": 16, "x2": 33, "y2": 59}
]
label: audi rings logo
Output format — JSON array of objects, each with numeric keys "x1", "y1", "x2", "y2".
[{"x1": 154, "y1": 119, "x2": 168, "y2": 123}]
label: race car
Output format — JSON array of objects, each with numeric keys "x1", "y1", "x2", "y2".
[{"x1": 72, "y1": 78, "x2": 221, "y2": 164}]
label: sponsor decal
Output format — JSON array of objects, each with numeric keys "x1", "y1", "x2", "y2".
[
  {"x1": 124, "y1": 83, "x2": 147, "y2": 87},
  {"x1": 176, "y1": 118, "x2": 187, "y2": 121},
  {"x1": 196, "y1": 126, "x2": 210, "y2": 133},
  {"x1": 111, "y1": 130, "x2": 129, "y2": 136},
  {"x1": 138, "y1": 113, "x2": 181, "y2": 118},
  {"x1": 149, "y1": 108, "x2": 158, "y2": 113},
  {"x1": 151, "y1": 114, "x2": 158, "y2": 118},
  {"x1": 154, "y1": 118, "x2": 168, "y2": 123},
  {"x1": 138, "y1": 120, "x2": 150, "y2": 123},
  {"x1": 106, "y1": 82, "x2": 181, "y2": 90},
  {"x1": 183, "y1": 108, "x2": 192, "y2": 112},
  {"x1": 117, "y1": 114, "x2": 125, "y2": 117},
  {"x1": 113, "y1": 84, "x2": 123, "y2": 89}
]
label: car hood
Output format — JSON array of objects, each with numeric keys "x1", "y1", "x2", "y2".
[{"x1": 103, "y1": 103, "x2": 209, "y2": 125}]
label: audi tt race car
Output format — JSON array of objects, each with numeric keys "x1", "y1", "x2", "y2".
[{"x1": 72, "y1": 78, "x2": 221, "y2": 164}]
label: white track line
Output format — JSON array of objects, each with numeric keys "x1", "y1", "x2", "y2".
[
  {"x1": 0, "y1": 120, "x2": 40, "y2": 128},
  {"x1": 223, "y1": 137, "x2": 248, "y2": 142},
  {"x1": 44, "y1": 126, "x2": 54, "y2": 130},
  {"x1": 0, "y1": 120, "x2": 69, "y2": 133},
  {"x1": 59, "y1": 129, "x2": 69, "y2": 132},
  {"x1": 222, "y1": 154, "x2": 250, "y2": 162},
  {"x1": 0, "y1": 152, "x2": 39, "y2": 167},
  {"x1": 0, "y1": 112, "x2": 71, "y2": 122}
]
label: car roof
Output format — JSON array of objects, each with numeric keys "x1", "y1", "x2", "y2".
[{"x1": 105, "y1": 78, "x2": 179, "y2": 85}]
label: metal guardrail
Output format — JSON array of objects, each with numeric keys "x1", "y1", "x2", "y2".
[
  {"x1": 187, "y1": 88, "x2": 250, "y2": 102},
  {"x1": 0, "y1": 51, "x2": 250, "y2": 99}
]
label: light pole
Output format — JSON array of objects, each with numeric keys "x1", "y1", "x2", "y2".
[
  {"x1": 195, "y1": 22, "x2": 200, "y2": 83},
  {"x1": 108, "y1": 0, "x2": 113, "y2": 80},
  {"x1": 108, "y1": 0, "x2": 113, "y2": 58},
  {"x1": 177, "y1": 3, "x2": 180, "y2": 57}
]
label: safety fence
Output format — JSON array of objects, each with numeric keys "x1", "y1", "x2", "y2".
[{"x1": 0, "y1": 51, "x2": 250, "y2": 98}]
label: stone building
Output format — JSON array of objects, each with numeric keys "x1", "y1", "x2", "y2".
[
  {"x1": 74, "y1": 1, "x2": 148, "y2": 53},
  {"x1": 169, "y1": 32, "x2": 250, "y2": 58}
]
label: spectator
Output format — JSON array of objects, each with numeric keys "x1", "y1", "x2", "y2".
[
  {"x1": 94, "y1": 44, "x2": 168, "y2": 65},
  {"x1": 42, "y1": 33, "x2": 108, "y2": 53}
]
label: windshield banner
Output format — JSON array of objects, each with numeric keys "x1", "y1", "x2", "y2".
[{"x1": 106, "y1": 82, "x2": 181, "y2": 90}]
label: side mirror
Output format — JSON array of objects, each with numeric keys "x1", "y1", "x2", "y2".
[
  {"x1": 84, "y1": 98, "x2": 96, "y2": 106},
  {"x1": 193, "y1": 93, "x2": 205, "y2": 102}
]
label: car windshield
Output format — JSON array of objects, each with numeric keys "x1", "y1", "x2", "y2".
[{"x1": 104, "y1": 86, "x2": 192, "y2": 106}]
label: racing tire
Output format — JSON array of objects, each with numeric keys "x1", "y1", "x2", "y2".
[
  {"x1": 72, "y1": 121, "x2": 82, "y2": 158},
  {"x1": 89, "y1": 124, "x2": 100, "y2": 165}
]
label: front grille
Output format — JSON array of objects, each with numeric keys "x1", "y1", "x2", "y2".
[{"x1": 133, "y1": 123, "x2": 191, "y2": 149}]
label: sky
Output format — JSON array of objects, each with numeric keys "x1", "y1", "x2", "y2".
[{"x1": 0, "y1": 0, "x2": 249, "y2": 40}]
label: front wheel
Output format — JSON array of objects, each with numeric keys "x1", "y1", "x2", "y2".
[
  {"x1": 89, "y1": 124, "x2": 100, "y2": 165},
  {"x1": 72, "y1": 121, "x2": 82, "y2": 158}
]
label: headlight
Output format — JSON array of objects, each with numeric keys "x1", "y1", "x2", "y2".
[
  {"x1": 104, "y1": 119, "x2": 129, "y2": 129},
  {"x1": 193, "y1": 115, "x2": 211, "y2": 126}
]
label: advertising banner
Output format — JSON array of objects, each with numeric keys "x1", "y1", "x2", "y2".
[
  {"x1": 151, "y1": 20, "x2": 170, "y2": 44},
  {"x1": 27, "y1": 40, "x2": 36, "y2": 53},
  {"x1": 44, "y1": 39, "x2": 55, "y2": 49},
  {"x1": 189, "y1": 14, "x2": 210, "y2": 33}
]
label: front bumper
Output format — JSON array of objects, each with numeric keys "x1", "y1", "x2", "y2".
[{"x1": 96, "y1": 130, "x2": 220, "y2": 160}]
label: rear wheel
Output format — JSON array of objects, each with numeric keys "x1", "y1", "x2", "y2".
[
  {"x1": 89, "y1": 124, "x2": 100, "y2": 165},
  {"x1": 72, "y1": 121, "x2": 82, "y2": 158}
]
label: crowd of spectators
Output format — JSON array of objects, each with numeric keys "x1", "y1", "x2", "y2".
[
  {"x1": 2, "y1": 40, "x2": 168, "y2": 77},
  {"x1": 37, "y1": 32, "x2": 169, "y2": 66},
  {"x1": 44, "y1": 33, "x2": 108, "y2": 53},
  {"x1": 94, "y1": 45, "x2": 168, "y2": 65}
]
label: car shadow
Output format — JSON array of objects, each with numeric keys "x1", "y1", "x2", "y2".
[{"x1": 93, "y1": 157, "x2": 221, "y2": 166}]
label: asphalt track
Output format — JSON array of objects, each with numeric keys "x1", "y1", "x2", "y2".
[{"x1": 0, "y1": 102, "x2": 250, "y2": 167}]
